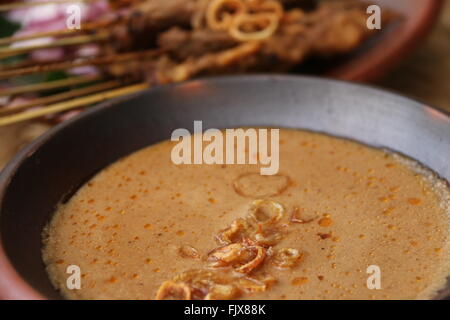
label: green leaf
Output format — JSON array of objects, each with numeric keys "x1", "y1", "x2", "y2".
[{"x1": 0, "y1": 15, "x2": 21, "y2": 38}]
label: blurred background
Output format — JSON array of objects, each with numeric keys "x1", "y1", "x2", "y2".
[
  {"x1": 0, "y1": 0, "x2": 449, "y2": 169},
  {"x1": 380, "y1": 1, "x2": 450, "y2": 112}
]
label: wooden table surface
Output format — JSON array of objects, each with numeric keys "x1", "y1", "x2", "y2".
[
  {"x1": 1, "y1": 2, "x2": 449, "y2": 169},
  {"x1": 379, "y1": 0, "x2": 450, "y2": 112}
]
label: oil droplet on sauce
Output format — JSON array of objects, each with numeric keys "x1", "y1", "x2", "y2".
[
  {"x1": 292, "y1": 277, "x2": 309, "y2": 286},
  {"x1": 107, "y1": 276, "x2": 117, "y2": 283},
  {"x1": 318, "y1": 217, "x2": 333, "y2": 227},
  {"x1": 408, "y1": 198, "x2": 422, "y2": 205}
]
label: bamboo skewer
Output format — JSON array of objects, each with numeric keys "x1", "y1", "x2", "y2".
[
  {"x1": 0, "y1": 0, "x2": 102, "y2": 12},
  {"x1": 0, "y1": 52, "x2": 93, "y2": 71},
  {"x1": 0, "y1": 32, "x2": 110, "y2": 59},
  {"x1": 0, "y1": 1, "x2": 165, "y2": 125},
  {"x1": 0, "y1": 79, "x2": 122, "y2": 115},
  {"x1": 0, "y1": 75, "x2": 102, "y2": 97},
  {"x1": 0, "y1": 19, "x2": 116, "y2": 46},
  {"x1": 0, "y1": 83, "x2": 149, "y2": 126},
  {"x1": 0, "y1": 49, "x2": 161, "y2": 79}
]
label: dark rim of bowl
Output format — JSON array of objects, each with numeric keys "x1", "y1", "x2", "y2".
[{"x1": 0, "y1": 74, "x2": 448, "y2": 300}]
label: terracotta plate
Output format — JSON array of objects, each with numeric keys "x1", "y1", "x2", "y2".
[{"x1": 318, "y1": 0, "x2": 444, "y2": 82}]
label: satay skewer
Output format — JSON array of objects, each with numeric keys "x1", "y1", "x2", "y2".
[
  {"x1": 0, "y1": 82, "x2": 149, "y2": 126},
  {"x1": 0, "y1": 32, "x2": 110, "y2": 60},
  {"x1": 0, "y1": 49, "x2": 162, "y2": 79},
  {"x1": 0, "y1": 75, "x2": 102, "y2": 97},
  {"x1": 0, "y1": 19, "x2": 117, "y2": 46},
  {"x1": 0, "y1": 0, "x2": 103, "y2": 12},
  {"x1": 0, "y1": 79, "x2": 122, "y2": 115},
  {"x1": 0, "y1": 0, "x2": 395, "y2": 127}
]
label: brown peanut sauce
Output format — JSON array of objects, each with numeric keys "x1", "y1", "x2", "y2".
[{"x1": 43, "y1": 129, "x2": 449, "y2": 300}]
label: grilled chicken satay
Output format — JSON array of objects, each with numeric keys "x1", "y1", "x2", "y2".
[
  {"x1": 109, "y1": 0, "x2": 321, "y2": 51},
  {"x1": 116, "y1": 0, "x2": 391, "y2": 83},
  {"x1": 105, "y1": 0, "x2": 394, "y2": 85},
  {"x1": 109, "y1": 0, "x2": 201, "y2": 51},
  {"x1": 1, "y1": 0, "x2": 385, "y2": 73}
]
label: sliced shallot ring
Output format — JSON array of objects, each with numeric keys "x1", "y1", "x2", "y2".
[
  {"x1": 235, "y1": 245, "x2": 266, "y2": 273},
  {"x1": 155, "y1": 281, "x2": 192, "y2": 300},
  {"x1": 207, "y1": 243, "x2": 244, "y2": 267},
  {"x1": 238, "y1": 272, "x2": 276, "y2": 292},
  {"x1": 252, "y1": 226, "x2": 284, "y2": 246},
  {"x1": 207, "y1": 0, "x2": 246, "y2": 31},
  {"x1": 229, "y1": 12, "x2": 280, "y2": 42},
  {"x1": 237, "y1": 277, "x2": 267, "y2": 292},
  {"x1": 255, "y1": 272, "x2": 277, "y2": 287},
  {"x1": 248, "y1": 199, "x2": 285, "y2": 225},
  {"x1": 204, "y1": 284, "x2": 239, "y2": 300},
  {"x1": 178, "y1": 245, "x2": 200, "y2": 259},
  {"x1": 233, "y1": 172, "x2": 291, "y2": 198},
  {"x1": 216, "y1": 218, "x2": 249, "y2": 244},
  {"x1": 271, "y1": 248, "x2": 303, "y2": 269},
  {"x1": 290, "y1": 207, "x2": 318, "y2": 224}
]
